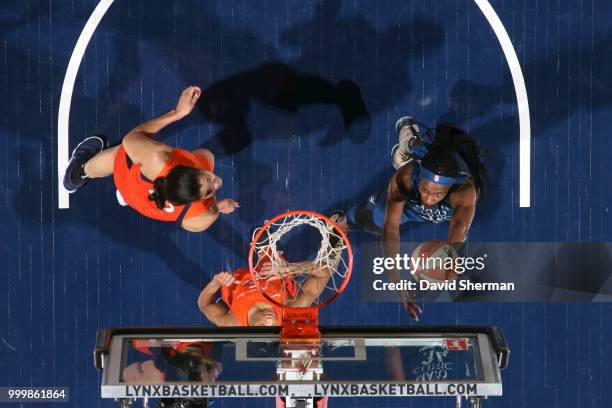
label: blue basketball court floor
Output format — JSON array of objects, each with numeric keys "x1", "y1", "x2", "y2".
[{"x1": 1, "y1": 1, "x2": 611, "y2": 406}]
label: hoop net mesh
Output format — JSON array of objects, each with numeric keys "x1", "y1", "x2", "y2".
[{"x1": 250, "y1": 212, "x2": 350, "y2": 307}]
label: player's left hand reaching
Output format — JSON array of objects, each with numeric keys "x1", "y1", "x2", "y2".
[
  {"x1": 175, "y1": 85, "x2": 202, "y2": 118},
  {"x1": 217, "y1": 199, "x2": 240, "y2": 214},
  {"x1": 212, "y1": 272, "x2": 236, "y2": 287},
  {"x1": 402, "y1": 297, "x2": 423, "y2": 321}
]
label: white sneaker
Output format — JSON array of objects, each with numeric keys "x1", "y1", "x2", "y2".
[{"x1": 391, "y1": 116, "x2": 421, "y2": 169}]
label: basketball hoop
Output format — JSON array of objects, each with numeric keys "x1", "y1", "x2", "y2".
[{"x1": 248, "y1": 210, "x2": 353, "y2": 341}]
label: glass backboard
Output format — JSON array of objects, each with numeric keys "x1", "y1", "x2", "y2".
[{"x1": 94, "y1": 326, "x2": 509, "y2": 408}]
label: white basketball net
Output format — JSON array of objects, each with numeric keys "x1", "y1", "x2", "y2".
[{"x1": 251, "y1": 213, "x2": 350, "y2": 305}]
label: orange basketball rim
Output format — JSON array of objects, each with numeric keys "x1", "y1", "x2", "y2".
[{"x1": 248, "y1": 210, "x2": 353, "y2": 341}]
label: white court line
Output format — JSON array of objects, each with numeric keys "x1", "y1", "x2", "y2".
[
  {"x1": 57, "y1": 0, "x2": 531, "y2": 209},
  {"x1": 474, "y1": 0, "x2": 531, "y2": 207},
  {"x1": 57, "y1": 0, "x2": 115, "y2": 209}
]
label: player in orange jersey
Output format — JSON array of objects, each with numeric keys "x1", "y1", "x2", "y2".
[
  {"x1": 198, "y1": 254, "x2": 338, "y2": 327},
  {"x1": 63, "y1": 86, "x2": 239, "y2": 232}
]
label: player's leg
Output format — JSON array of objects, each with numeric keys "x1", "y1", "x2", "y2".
[
  {"x1": 332, "y1": 117, "x2": 422, "y2": 232},
  {"x1": 63, "y1": 135, "x2": 119, "y2": 193},
  {"x1": 330, "y1": 205, "x2": 380, "y2": 235},
  {"x1": 330, "y1": 191, "x2": 386, "y2": 235},
  {"x1": 83, "y1": 144, "x2": 120, "y2": 178},
  {"x1": 351, "y1": 203, "x2": 384, "y2": 235},
  {"x1": 391, "y1": 116, "x2": 423, "y2": 169}
]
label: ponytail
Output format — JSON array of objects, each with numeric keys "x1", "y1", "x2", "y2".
[
  {"x1": 147, "y1": 165, "x2": 204, "y2": 209},
  {"x1": 149, "y1": 177, "x2": 169, "y2": 210}
]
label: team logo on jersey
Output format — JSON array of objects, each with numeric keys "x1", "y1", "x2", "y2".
[{"x1": 408, "y1": 201, "x2": 452, "y2": 223}]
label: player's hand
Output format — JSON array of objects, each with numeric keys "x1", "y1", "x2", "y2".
[
  {"x1": 217, "y1": 199, "x2": 240, "y2": 214},
  {"x1": 402, "y1": 298, "x2": 423, "y2": 321},
  {"x1": 258, "y1": 261, "x2": 288, "y2": 280},
  {"x1": 123, "y1": 360, "x2": 164, "y2": 383},
  {"x1": 175, "y1": 86, "x2": 202, "y2": 118},
  {"x1": 212, "y1": 272, "x2": 236, "y2": 287}
]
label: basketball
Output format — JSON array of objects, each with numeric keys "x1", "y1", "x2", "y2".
[{"x1": 410, "y1": 240, "x2": 459, "y2": 283}]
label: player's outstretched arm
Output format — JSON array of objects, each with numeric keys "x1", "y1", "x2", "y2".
[
  {"x1": 197, "y1": 272, "x2": 239, "y2": 327},
  {"x1": 134, "y1": 86, "x2": 201, "y2": 135},
  {"x1": 447, "y1": 184, "x2": 477, "y2": 246},
  {"x1": 382, "y1": 172, "x2": 408, "y2": 261},
  {"x1": 258, "y1": 261, "x2": 322, "y2": 280},
  {"x1": 286, "y1": 264, "x2": 333, "y2": 308},
  {"x1": 181, "y1": 202, "x2": 220, "y2": 232},
  {"x1": 216, "y1": 198, "x2": 240, "y2": 214},
  {"x1": 122, "y1": 86, "x2": 202, "y2": 165},
  {"x1": 383, "y1": 175, "x2": 422, "y2": 321},
  {"x1": 386, "y1": 346, "x2": 407, "y2": 381},
  {"x1": 258, "y1": 260, "x2": 332, "y2": 308}
]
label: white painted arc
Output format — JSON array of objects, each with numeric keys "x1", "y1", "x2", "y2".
[
  {"x1": 473, "y1": 0, "x2": 532, "y2": 207},
  {"x1": 57, "y1": 0, "x2": 531, "y2": 209},
  {"x1": 57, "y1": 0, "x2": 115, "y2": 209}
]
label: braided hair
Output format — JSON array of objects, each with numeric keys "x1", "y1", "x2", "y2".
[
  {"x1": 421, "y1": 123, "x2": 487, "y2": 195},
  {"x1": 148, "y1": 165, "x2": 204, "y2": 210}
]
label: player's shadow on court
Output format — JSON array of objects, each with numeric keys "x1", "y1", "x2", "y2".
[
  {"x1": 101, "y1": 1, "x2": 371, "y2": 154},
  {"x1": 439, "y1": 31, "x2": 612, "y2": 131},
  {"x1": 437, "y1": 31, "x2": 612, "y2": 223},
  {"x1": 97, "y1": 0, "x2": 443, "y2": 223},
  {"x1": 102, "y1": 0, "x2": 443, "y2": 148},
  {"x1": 193, "y1": 62, "x2": 370, "y2": 222},
  {"x1": 280, "y1": 0, "x2": 444, "y2": 119},
  {"x1": 196, "y1": 62, "x2": 370, "y2": 155}
]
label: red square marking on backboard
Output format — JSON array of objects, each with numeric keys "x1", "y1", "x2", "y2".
[{"x1": 445, "y1": 338, "x2": 468, "y2": 350}]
